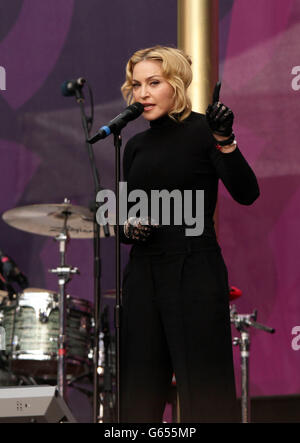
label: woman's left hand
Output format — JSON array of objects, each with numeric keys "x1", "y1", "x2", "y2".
[
  {"x1": 206, "y1": 100, "x2": 234, "y2": 137},
  {"x1": 206, "y1": 81, "x2": 234, "y2": 137}
]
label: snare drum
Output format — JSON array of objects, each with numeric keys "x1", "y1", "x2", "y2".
[{"x1": 0, "y1": 288, "x2": 93, "y2": 378}]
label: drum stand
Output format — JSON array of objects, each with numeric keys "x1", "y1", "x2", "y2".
[
  {"x1": 230, "y1": 305, "x2": 275, "y2": 423},
  {"x1": 0, "y1": 325, "x2": 5, "y2": 351},
  {"x1": 49, "y1": 206, "x2": 79, "y2": 400}
]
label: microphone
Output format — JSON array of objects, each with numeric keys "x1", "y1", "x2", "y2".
[
  {"x1": 87, "y1": 102, "x2": 144, "y2": 144},
  {"x1": 61, "y1": 77, "x2": 86, "y2": 97},
  {"x1": 0, "y1": 250, "x2": 29, "y2": 290}
]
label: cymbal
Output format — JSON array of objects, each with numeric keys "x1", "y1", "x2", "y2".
[{"x1": 2, "y1": 203, "x2": 115, "y2": 239}]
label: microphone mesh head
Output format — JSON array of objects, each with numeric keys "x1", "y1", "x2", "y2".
[
  {"x1": 61, "y1": 78, "x2": 85, "y2": 97},
  {"x1": 132, "y1": 102, "x2": 144, "y2": 113},
  {"x1": 61, "y1": 80, "x2": 74, "y2": 97},
  {"x1": 126, "y1": 102, "x2": 144, "y2": 120}
]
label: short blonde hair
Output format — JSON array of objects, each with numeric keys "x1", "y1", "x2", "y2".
[{"x1": 121, "y1": 45, "x2": 193, "y2": 122}]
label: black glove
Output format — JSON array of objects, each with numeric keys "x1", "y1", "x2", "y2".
[
  {"x1": 123, "y1": 217, "x2": 158, "y2": 242},
  {"x1": 206, "y1": 81, "x2": 234, "y2": 137}
]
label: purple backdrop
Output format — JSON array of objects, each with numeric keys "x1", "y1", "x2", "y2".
[
  {"x1": 219, "y1": 0, "x2": 300, "y2": 398},
  {"x1": 0, "y1": 0, "x2": 299, "y2": 421}
]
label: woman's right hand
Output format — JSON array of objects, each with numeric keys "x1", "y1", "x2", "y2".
[{"x1": 123, "y1": 217, "x2": 158, "y2": 241}]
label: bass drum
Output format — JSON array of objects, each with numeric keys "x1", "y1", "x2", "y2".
[{"x1": 1, "y1": 288, "x2": 93, "y2": 379}]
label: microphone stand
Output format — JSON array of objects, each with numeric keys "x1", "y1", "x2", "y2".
[
  {"x1": 88, "y1": 130, "x2": 122, "y2": 423},
  {"x1": 100, "y1": 305, "x2": 115, "y2": 423},
  {"x1": 113, "y1": 132, "x2": 122, "y2": 424},
  {"x1": 86, "y1": 104, "x2": 144, "y2": 423},
  {"x1": 73, "y1": 87, "x2": 108, "y2": 423}
]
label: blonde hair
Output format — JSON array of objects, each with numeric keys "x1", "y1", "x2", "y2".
[{"x1": 121, "y1": 45, "x2": 193, "y2": 122}]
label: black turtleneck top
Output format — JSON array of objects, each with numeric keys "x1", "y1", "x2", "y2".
[{"x1": 121, "y1": 111, "x2": 259, "y2": 248}]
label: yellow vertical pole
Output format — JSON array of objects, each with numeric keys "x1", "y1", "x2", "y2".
[
  {"x1": 177, "y1": 0, "x2": 219, "y2": 113},
  {"x1": 176, "y1": 0, "x2": 219, "y2": 422}
]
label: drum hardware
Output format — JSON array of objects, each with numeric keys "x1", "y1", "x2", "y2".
[
  {"x1": 6, "y1": 288, "x2": 58, "y2": 322},
  {"x1": 0, "y1": 326, "x2": 5, "y2": 351},
  {"x1": 229, "y1": 286, "x2": 242, "y2": 301},
  {"x1": 230, "y1": 304, "x2": 275, "y2": 423},
  {"x1": 1, "y1": 289, "x2": 93, "y2": 379},
  {"x1": 0, "y1": 250, "x2": 29, "y2": 292},
  {"x1": 0, "y1": 306, "x2": 6, "y2": 379},
  {"x1": 9, "y1": 292, "x2": 20, "y2": 366},
  {"x1": 1, "y1": 201, "x2": 114, "y2": 419},
  {"x1": 48, "y1": 202, "x2": 80, "y2": 401},
  {"x1": 0, "y1": 271, "x2": 18, "y2": 301},
  {"x1": 2, "y1": 202, "x2": 114, "y2": 239},
  {"x1": 0, "y1": 290, "x2": 8, "y2": 303}
]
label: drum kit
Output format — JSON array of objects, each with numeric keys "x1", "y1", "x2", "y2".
[
  {"x1": 0, "y1": 199, "x2": 116, "y2": 421},
  {"x1": 0, "y1": 199, "x2": 276, "y2": 424}
]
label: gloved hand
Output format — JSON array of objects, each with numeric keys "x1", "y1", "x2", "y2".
[
  {"x1": 123, "y1": 217, "x2": 158, "y2": 242},
  {"x1": 206, "y1": 81, "x2": 234, "y2": 137}
]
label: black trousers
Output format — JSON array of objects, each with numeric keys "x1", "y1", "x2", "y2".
[{"x1": 120, "y1": 237, "x2": 238, "y2": 423}]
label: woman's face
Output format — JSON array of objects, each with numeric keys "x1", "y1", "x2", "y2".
[{"x1": 132, "y1": 60, "x2": 175, "y2": 121}]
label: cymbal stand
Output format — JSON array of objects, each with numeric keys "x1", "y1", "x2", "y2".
[
  {"x1": 230, "y1": 305, "x2": 275, "y2": 423},
  {"x1": 49, "y1": 204, "x2": 79, "y2": 400},
  {"x1": 0, "y1": 325, "x2": 5, "y2": 351}
]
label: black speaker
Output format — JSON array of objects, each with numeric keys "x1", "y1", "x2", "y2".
[{"x1": 0, "y1": 385, "x2": 77, "y2": 423}]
